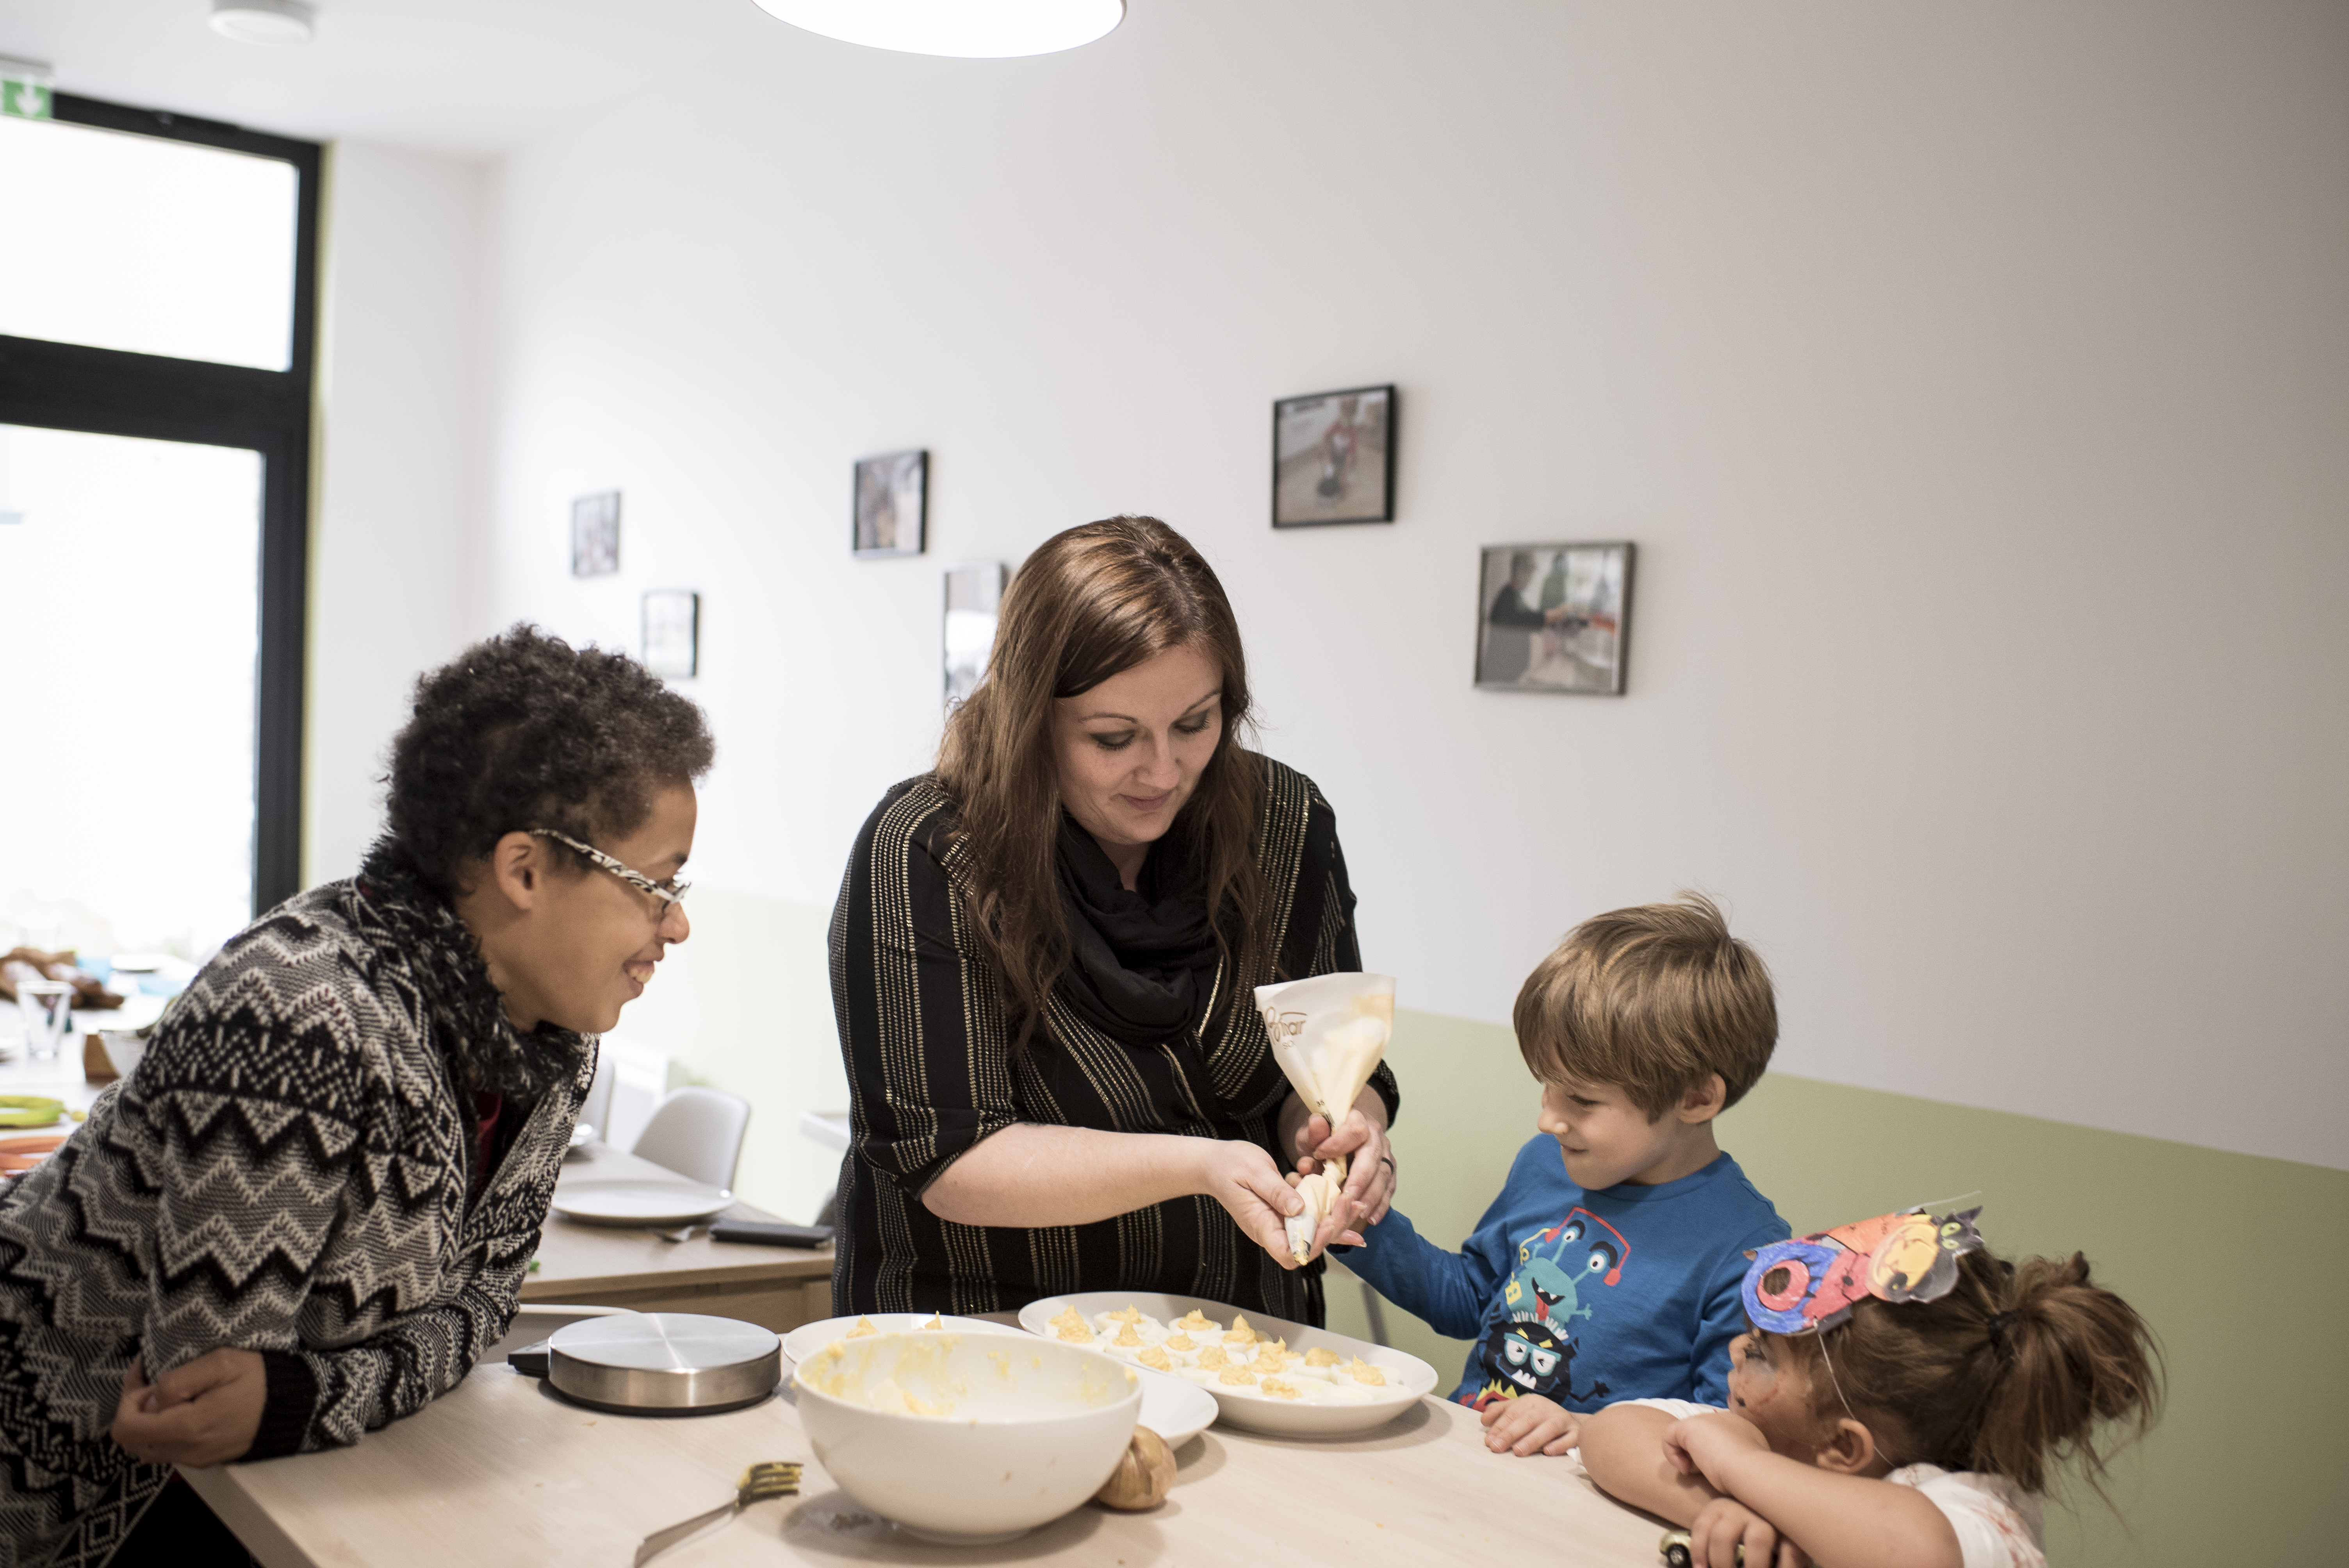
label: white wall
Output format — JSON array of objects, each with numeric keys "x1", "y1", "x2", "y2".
[
  {"x1": 303, "y1": 139, "x2": 486, "y2": 884},
  {"x1": 456, "y1": 0, "x2": 2347, "y2": 1171}
]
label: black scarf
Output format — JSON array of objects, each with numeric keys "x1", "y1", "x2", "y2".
[
  {"x1": 352, "y1": 838, "x2": 588, "y2": 1098},
  {"x1": 1053, "y1": 814, "x2": 1223, "y2": 1047}
]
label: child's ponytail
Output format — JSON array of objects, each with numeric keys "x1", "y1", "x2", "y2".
[
  {"x1": 1971, "y1": 1252, "x2": 2163, "y2": 1495},
  {"x1": 1794, "y1": 1249, "x2": 2162, "y2": 1495}
]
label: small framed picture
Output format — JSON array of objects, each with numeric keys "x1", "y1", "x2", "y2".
[
  {"x1": 572, "y1": 491, "x2": 620, "y2": 577},
  {"x1": 853, "y1": 449, "x2": 927, "y2": 556},
  {"x1": 943, "y1": 562, "x2": 1006, "y2": 709},
  {"x1": 1273, "y1": 384, "x2": 1395, "y2": 527},
  {"x1": 642, "y1": 590, "x2": 699, "y2": 680},
  {"x1": 1474, "y1": 543, "x2": 1634, "y2": 695}
]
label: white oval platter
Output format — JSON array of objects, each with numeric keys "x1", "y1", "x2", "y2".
[{"x1": 1017, "y1": 1289, "x2": 1437, "y2": 1437}]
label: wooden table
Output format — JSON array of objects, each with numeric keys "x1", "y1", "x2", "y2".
[
  {"x1": 526, "y1": 1143, "x2": 835, "y2": 1333},
  {"x1": 185, "y1": 1351, "x2": 1667, "y2": 1568},
  {"x1": 0, "y1": 1041, "x2": 109, "y2": 1115}
]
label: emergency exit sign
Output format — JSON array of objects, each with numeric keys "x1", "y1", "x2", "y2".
[{"x1": 0, "y1": 59, "x2": 52, "y2": 121}]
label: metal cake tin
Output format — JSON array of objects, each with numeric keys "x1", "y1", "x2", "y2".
[{"x1": 545, "y1": 1312, "x2": 782, "y2": 1416}]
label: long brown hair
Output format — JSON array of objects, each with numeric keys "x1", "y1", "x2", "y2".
[
  {"x1": 1786, "y1": 1248, "x2": 2162, "y2": 1496},
  {"x1": 936, "y1": 516, "x2": 1266, "y2": 1045}
]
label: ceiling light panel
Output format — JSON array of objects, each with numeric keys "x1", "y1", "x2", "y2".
[
  {"x1": 751, "y1": 0, "x2": 1123, "y2": 59},
  {"x1": 209, "y1": 0, "x2": 317, "y2": 45}
]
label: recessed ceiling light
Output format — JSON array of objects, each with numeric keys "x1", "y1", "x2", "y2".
[
  {"x1": 209, "y1": 0, "x2": 317, "y2": 45},
  {"x1": 750, "y1": 0, "x2": 1123, "y2": 59}
]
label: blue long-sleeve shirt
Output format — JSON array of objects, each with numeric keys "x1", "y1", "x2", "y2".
[{"x1": 1343, "y1": 1137, "x2": 1788, "y2": 1409}]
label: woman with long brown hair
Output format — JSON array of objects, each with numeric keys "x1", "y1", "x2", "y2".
[{"x1": 829, "y1": 516, "x2": 1399, "y2": 1324}]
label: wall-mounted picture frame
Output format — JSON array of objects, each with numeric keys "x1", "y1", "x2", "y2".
[
  {"x1": 943, "y1": 561, "x2": 1007, "y2": 709},
  {"x1": 572, "y1": 491, "x2": 620, "y2": 576},
  {"x1": 1474, "y1": 542, "x2": 1634, "y2": 694},
  {"x1": 642, "y1": 589, "x2": 699, "y2": 680},
  {"x1": 1273, "y1": 383, "x2": 1395, "y2": 527},
  {"x1": 853, "y1": 449, "x2": 927, "y2": 556}
]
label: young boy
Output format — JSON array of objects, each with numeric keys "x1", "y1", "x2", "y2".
[{"x1": 1340, "y1": 893, "x2": 1789, "y2": 1457}]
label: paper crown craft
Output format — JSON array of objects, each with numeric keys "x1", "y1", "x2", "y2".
[
  {"x1": 1741, "y1": 1206, "x2": 1985, "y2": 1336},
  {"x1": 1256, "y1": 972, "x2": 1394, "y2": 1265}
]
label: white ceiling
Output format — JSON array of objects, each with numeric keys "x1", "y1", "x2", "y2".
[{"x1": 0, "y1": 0, "x2": 817, "y2": 159}]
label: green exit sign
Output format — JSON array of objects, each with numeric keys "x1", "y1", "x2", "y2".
[{"x1": 0, "y1": 60, "x2": 52, "y2": 121}]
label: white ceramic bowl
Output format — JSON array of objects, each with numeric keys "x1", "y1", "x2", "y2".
[
  {"x1": 793, "y1": 1331, "x2": 1141, "y2": 1543},
  {"x1": 779, "y1": 1312, "x2": 1027, "y2": 1367}
]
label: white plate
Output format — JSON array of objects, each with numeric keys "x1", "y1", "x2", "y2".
[
  {"x1": 1131, "y1": 1367, "x2": 1219, "y2": 1448},
  {"x1": 1018, "y1": 1290, "x2": 1438, "y2": 1437},
  {"x1": 779, "y1": 1313, "x2": 1027, "y2": 1367},
  {"x1": 550, "y1": 1176, "x2": 733, "y2": 1226}
]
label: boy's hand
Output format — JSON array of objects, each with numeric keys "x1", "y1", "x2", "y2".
[
  {"x1": 1478, "y1": 1392, "x2": 1581, "y2": 1456},
  {"x1": 1662, "y1": 1410, "x2": 1771, "y2": 1491},
  {"x1": 1690, "y1": 1496, "x2": 1809, "y2": 1568}
]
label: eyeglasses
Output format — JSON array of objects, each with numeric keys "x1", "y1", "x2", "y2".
[{"x1": 528, "y1": 829, "x2": 691, "y2": 913}]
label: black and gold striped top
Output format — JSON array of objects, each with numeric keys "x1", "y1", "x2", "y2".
[{"x1": 828, "y1": 756, "x2": 1399, "y2": 1324}]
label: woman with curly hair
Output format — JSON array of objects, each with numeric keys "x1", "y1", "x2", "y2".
[
  {"x1": 0, "y1": 625, "x2": 712, "y2": 1567},
  {"x1": 831, "y1": 515, "x2": 1399, "y2": 1326}
]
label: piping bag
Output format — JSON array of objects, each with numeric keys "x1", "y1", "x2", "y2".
[{"x1": 1255, "y1": 972, "x2": 1393, "y2": 1265}]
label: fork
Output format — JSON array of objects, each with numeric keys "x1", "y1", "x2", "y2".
[{"x1": 633, "y1": 1461, "x2": 803, "y2": 1565}]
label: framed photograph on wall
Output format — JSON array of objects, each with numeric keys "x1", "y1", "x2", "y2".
[
  {"x1": 1474, "y1": 542, "x2": 1634, "y2": 694},
  {"x1": 943, "y1": 561, "x2": 1006, "y2": 709},
  {"x1": 853, "y1": 449, "x2": 927, "y2": 556},
  {"x1": 642, "y1": 590, "x2": 699, "y2": 680},
  {"x1": 572, "y1": 491, "x2": 620, "y2": 576},
  {"x1": 1273, "y1": 384, "x2": 1395, "y2": 527}
]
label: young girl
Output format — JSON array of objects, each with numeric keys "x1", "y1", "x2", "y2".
[{"x1": 1577, "y1": 1208, "x2": 2160, "y2": 1568}]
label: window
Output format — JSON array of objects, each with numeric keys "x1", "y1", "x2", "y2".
[{"x1": 0, "y1": 94, "x2": 317, "y2": 955}]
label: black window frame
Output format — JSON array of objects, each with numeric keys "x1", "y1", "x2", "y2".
[{"x1": 0, "y1": 93, "x2": 319, "y2": 916}]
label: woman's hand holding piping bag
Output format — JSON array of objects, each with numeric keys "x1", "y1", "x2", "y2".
[{"x1": 1279, "y1": 1086, "x2": 1394, "y2": 1260}]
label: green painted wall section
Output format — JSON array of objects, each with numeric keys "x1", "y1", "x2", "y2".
[
  {"x1": 622, "y1": 896, "x2": 2333, "y2": 1565},
  {"x1": 1321, "y1": 1009, "x2": 2342, "y2": 1566},
  {"x1": 610, "y1": 886, "x2": 848, "y2": 1227}
]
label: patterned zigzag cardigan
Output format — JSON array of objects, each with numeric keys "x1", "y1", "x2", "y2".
[{"x1": 0, "y1": 868, "x2": 590, "y2": 1568}]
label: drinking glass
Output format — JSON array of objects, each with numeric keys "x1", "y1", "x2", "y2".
[{"x1": 15, "y1": 980, "x2": 73, "y2": 1061}]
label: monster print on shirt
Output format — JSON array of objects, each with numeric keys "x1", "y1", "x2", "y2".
[{"x1": 1469, "y1": 1208, "x2": 1627, "y2": 1409}]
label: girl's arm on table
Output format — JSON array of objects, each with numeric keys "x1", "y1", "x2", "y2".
[
  {"x1": 1577, "y1": 1404, "x2": 1725, "y2": 1523},
  {"x1": 1667, "y1": 1416, "x2": 1964, "y2": 1568}
]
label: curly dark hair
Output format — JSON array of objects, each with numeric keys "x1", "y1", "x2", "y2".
[
  {"x1": 385, "y1": 624, "x2": 715, "y2": 896},
  {"x1": 1784, "y1": 1247, "x2": 2162, "y2": 1496}
]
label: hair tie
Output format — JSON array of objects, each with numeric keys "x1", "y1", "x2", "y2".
[{"x1": 1985, "y1": 1309, "x2": 2018, "y2": 1356}]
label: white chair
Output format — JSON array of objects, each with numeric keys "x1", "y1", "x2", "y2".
[
  {"x1": 578, "y1": 1050, "x2": 616, "y2": 1143},
  {"x1": 632, "y1": 1086, "x2": 751, "y2": 1191}
]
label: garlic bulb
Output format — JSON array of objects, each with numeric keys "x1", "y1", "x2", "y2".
[{"x1": 1093, "y1": 1425, "x2": 1177, "y2": 1510}]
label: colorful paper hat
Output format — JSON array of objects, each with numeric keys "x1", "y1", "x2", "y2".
[{"x1": 1741, "y1": 1206, "x2": 1985, "y2": 1336}]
